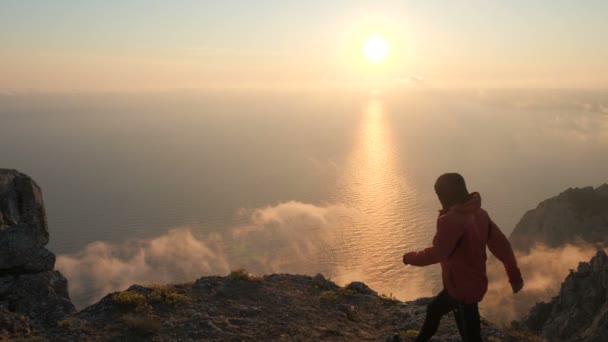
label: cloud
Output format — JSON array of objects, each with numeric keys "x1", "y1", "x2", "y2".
[
  {"x1": 56, "y1": 201, "x2": 358, "y2": 308},
  {"x1": 475, "y1": 89, "x2": 608, "y2": 115},
  {"x1": 546, "y1": 111, "x2": 608, "y2": 143},
  {"x1": 58, "y1": 200, "x2": 601, "y2": 318},
  {"x1": 471, "y1": 89, "x2": 608, "y2": 144},
  {"x1": 481, "y1": 243, "x2": 605, "y2": 326},
  {"x1": 56, "y1": 228, "x2": 230, "y2": 307},
  {"x1": 230, "y1": 201, "x2": 357, "y2": 274}
]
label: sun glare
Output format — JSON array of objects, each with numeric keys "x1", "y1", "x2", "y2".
[{"x1": 364, "y1": 35, "x2": 389, "y2": 64}]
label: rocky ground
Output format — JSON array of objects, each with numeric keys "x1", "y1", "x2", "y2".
[{"x1": 3, "y1": 270, "x2": 540, "y2": 341}]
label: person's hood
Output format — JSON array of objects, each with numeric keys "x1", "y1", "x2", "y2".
[{"x1": 452, "y1": 192, "x2": 481, "y2": 214}]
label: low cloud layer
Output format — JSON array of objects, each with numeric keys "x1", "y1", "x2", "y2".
[
  {"x1": 57, "y1": 229, "x2": 230, "y2": 307},
  {"x1": 229, "y1": 201, "x2": 356, "y2": 274},
  {"x1": 482, "y1": 243, "x2": 605, "y2": 326},
  {"x1": 56, "y1": 201, "x2": 356, "y2": 308},
  {"x1": 475, "y1": 89, "x2": 608, "y2": 115},
  {"x1": 57, "y1": 200, "x2": 604, "y2": 319}
]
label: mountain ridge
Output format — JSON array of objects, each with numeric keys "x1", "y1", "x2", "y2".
[{"x1": 509, "y1": 184, "x2": 608, "y2": 251}]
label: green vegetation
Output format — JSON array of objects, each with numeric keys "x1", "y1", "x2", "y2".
[
  {"x1": 58, "y1": 317, "x2": 87, "y2": 331},
  {"x1": 228, "y1": 268, "x2": 255, "y2": 281},
  {"x1": 149, "y1": 285, "x2": 191, "y2": 305},
  {"x1": 337, "y1": 288, "x2": 353, "y2": 298},
  {"x1": 320, "y1": 290, "x2": 338, "y2": 301},
  {"x1": 404, "y1": 329, "x2": 419, "y2": 338},
  {"x1": 111, "y1": 291, "x2": 146, "y2": 307},
  {"x1": 320, "y1": 286, "x2": 359, "y2": 303},
  {"x1": 122, "y1": 302, "x2": 161, "y2": 336},
  {"x1": 110, "y1": 288, "x2": 167, "y2": 336}
]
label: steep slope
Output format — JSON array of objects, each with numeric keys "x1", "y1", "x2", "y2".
[
  {"x1": 521, "y1": 250, "x2": 608, "y2": 342},
  {"x1": 509, "y1": 185, "x2": 608, "y2": 251}
]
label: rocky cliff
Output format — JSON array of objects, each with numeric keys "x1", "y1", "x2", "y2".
[
  {"x1": 0, "y1": 169, "x2": 74, "y2": 335},
  {"x1": 509, "y1": 184, "x2": 608, "y2": 251},
  {"x1": 520, "y1": 250, "x2": 608, "y2": 342}
]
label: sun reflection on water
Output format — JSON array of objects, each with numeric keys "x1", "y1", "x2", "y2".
[{"x1": 331, "y1": 99, "x2": 437, "y2": 300}]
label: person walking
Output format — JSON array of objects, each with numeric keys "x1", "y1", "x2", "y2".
[{"x1": 402, "y1": 173, "x2": 524, "y2": 342}]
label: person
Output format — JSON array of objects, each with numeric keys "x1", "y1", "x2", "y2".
[{"x1": 402, "y1": 173, "x2": 524, "y2": 342}]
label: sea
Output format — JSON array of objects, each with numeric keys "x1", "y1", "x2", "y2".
[{"x1": 1, "y1": 88, "x2": 607, "y2": 307}]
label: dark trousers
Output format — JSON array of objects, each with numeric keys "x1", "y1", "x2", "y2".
[{"x1": 415, "y1": 290, "x2": 482, "y2": 342}]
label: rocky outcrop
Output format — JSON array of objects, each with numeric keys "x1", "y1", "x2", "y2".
[
  {"x1": 521, "y1": 250, "x2": 608, "y2": 342},
  {"x1": 0, "y1": 169, "x2": 54, "y2": 273},
  {"x1": 0, "y1": 169, "x2": 74, "y2": 334},
  {"x1": 509, "y1": 185, "x2": 608, "y2": 251}
]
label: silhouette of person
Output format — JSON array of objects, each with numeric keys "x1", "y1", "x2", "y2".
[{"x1": 403, "y1": 173, "x2": 524, "y2": 342}]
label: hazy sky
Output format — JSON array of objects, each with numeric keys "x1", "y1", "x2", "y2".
[{"x1": 1, "y1": 1, "x2": 607, "y2": 92}]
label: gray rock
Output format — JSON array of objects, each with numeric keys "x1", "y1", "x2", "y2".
[
  {"x1": 521, "y1": 250, "x2": 608, "y2": 342},
  {"x1": 509, "y1": 184, "x2": 608, "y2": 251},
  {"x1": 0, "y1": 169, "x2": 53, "y2": 270},
  {"x1": 21, "y1": 247, "x2": 56, "y2": 273},
  {"x1": 0, "y1": 271, "x2": 75, "y2": 329},
  {"x1": 0, "y1": 169, "x2": 75, "y2": 333},
  {"x1": 0, "y1": 307, "x2": 31, "y2": 335}
]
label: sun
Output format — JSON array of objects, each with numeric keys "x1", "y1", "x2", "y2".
[{"x1": 364, "y1": 35, "x2": 390, "y2": 64}]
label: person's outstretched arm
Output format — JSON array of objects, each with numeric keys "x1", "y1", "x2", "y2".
[
  {"x1": 403, "y1": 215, "x2": 465, "y2": 267},
  {"x1": 487, "y1": 220, "x2": 524, "y2": 293}
]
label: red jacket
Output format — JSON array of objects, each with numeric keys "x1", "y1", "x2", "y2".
[{"x1": 403, "y1": 192, "x2": 522, "y2": 303}]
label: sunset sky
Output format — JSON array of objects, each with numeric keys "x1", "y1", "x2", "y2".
[{"x1": 2, "y1": 1, "x2": 607, "y2": 92}]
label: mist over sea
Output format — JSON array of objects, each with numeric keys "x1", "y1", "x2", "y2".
[{"x1": 1, "y1": 89, "x2": 607, "y2": 307}]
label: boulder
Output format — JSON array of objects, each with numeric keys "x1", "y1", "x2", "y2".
[
  {"x1": 0, "y1": 169, "x2": 54, "y2": 272},
  {"x1": 0, "y1": 169, "x2": 75, "y2": 334}
]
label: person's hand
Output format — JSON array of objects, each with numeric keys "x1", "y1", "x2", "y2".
[
  {"x1": 511, "y1": 278, "x2": 524, "y2": 294},
  {"x1": 402, "y1": 252, "x2": 414, "y2": 265}
]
